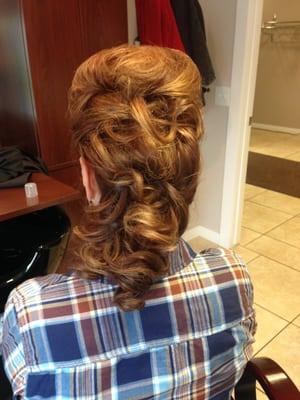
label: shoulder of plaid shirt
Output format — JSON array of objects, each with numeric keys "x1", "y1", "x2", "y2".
[{"x1": 2, "y1": 239, "x2": 256, "y2": 400}]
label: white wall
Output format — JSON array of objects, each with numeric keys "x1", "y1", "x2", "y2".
[
  {"x1": 188, "y1": 0, "x2": 237, "y2": 240},
  {"x1": 126, "y1": 0, "x2": 238, "y2": 243}
]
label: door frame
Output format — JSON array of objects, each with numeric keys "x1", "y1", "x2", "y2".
[{"x1": 219, "y1": 0, "x2": 264, "y2": 247}]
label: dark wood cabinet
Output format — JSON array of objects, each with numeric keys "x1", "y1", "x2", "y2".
[{"x1": 0, "y1": 0, "x2": 128, "y2": 186}]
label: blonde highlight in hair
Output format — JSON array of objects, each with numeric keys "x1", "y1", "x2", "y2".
[{"x1": 69, "y1": 45, "x2": 203, "y2": 311}]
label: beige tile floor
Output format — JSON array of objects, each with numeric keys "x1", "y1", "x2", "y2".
[
  {"x1": 188, "y1": 184, "x2": 300, "y2": 397},
  {"x1": 249, "y1": 128, "x2": 300, "y2": 159}
]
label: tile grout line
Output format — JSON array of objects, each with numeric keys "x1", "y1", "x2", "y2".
[
  {"x1": 243, "y1": 254, "x2": 260, "y2": 264},
  {"x1": 242, "y1": 183, "x2": 300, "y2": 375},
  {"x1": 242, "y1": 217, "x2": 300, "y2": 252},
  {"x1": 290, "y1": 313, "x2": 300, "y2": 324},
  {"x1": 264, "y1": 233, "x2": 300, "y2": 251},
  {"x1": 253, "y1": 303, "x2": 291, "y2": 323},
  {"x1": 259, "y1": 215, "x2": 296, "y2": 236},
  {"x1": 239, "y1": 234, "x2": 263, "y2": 247},
  {"x1": 242, "y1": 216, "x2": 300, "y2": 272},
  {"x1": 253, "y1": 319, "x2": 294, "y2": 357},
  {"x1": 253, "y1": 307, "x2": 300, "y2": 358},
  {"x1": 248, "y1": 253, "x2": 300, "y2": 274},
  {"x1": 241, "y1": 214, "x2": 295, "y2": 237},
  {"x1": 244, "y1": 190, "x2": 268, "y2": 201},
  {"x1": 246, "y1": 198, "x2": 297, "y2": 216}
]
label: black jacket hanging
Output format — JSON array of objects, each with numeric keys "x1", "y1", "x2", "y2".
[
  {"x1": 0, "y1": 146, "x2": 48, "y2": 188},
  {"x1": 170, "y1": 0, "x2": 216, "y2": 86}
]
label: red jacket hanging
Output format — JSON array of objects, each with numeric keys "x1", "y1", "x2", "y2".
[{"x1": 135, "y1": 0, "x2": 185, "y2": 52}]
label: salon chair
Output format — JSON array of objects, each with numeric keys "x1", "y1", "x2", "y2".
[
  {"x1": 0, "y1": 206, "x2": 70, "y2": 399},
  {"x1": 0, "y1": 206, "x2": 70, "y2": 312},
  {"x1": 233, "y1": 357, "x2": 299, "y2": 400}
]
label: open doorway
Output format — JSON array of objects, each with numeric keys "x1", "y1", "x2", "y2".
[
  {"x1": 234, "y1": 2, "x2": 300, "y2": 385},
  {"x1": 247, "y1": 2, "x2": 300, "y2": 199},
  {"x1": 242, "y1": 1, "x2": 300, "y2": 240},
  {"x1": 219, "y1": 0, "x2": 299, "y2": 249}
]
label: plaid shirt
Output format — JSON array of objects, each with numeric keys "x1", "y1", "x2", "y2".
[{"x1": 2, "y1": 240, "x2": 256, "y2": 399}]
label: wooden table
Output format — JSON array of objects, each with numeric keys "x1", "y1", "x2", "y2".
[{"x1": 0, "y1": 173, "x2": 81, "y2": 222}]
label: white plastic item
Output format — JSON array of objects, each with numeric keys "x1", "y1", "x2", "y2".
[{"x1": 24, "y1": 182, "x2": 38, "y2": 198}]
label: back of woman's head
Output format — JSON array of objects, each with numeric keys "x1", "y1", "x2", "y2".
[{"x1": 69, "y1": 45, "x2": 203, "y2": 311}]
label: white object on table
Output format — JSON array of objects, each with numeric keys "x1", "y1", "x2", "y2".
[{"x1": 24, "y1": 182, "x2": 38, "y2": 198}]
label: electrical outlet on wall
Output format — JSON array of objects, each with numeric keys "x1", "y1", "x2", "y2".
[{"x1": 215, "y1": 86, "x2": 231, "y2": 107}]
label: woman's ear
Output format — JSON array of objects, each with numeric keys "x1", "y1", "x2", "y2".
[{"x1": 79, "y1": 156, "x2": 101, "y2": 205}]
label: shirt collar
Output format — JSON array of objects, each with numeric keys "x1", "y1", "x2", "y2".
[
  {"x1": 167, "y1": 238, "x2": 197, "y2": 276},
  {"x1": 71, "y1": 238, "x2": 197, "y2": 285}
]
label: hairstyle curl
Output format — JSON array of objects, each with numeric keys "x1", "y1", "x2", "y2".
[{"x1": 68, "y1": 45, "x2": 203, "y2": 311}]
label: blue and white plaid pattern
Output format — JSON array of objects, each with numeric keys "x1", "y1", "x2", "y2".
[{"x1": 2, "y1": 240, "x2": 256, "y2": 399}]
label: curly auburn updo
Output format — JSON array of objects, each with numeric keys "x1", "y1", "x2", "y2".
[{"x1": 68, "y1": 45, "x2": 203, "y2": 311}]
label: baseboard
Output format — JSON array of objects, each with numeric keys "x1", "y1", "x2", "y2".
[
  {"x1": 183, "y1": 225, "x2": 220, "y2": 245},
  {"x1": 252, "y1": 123, "x2": 300, "y2": 135}
]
